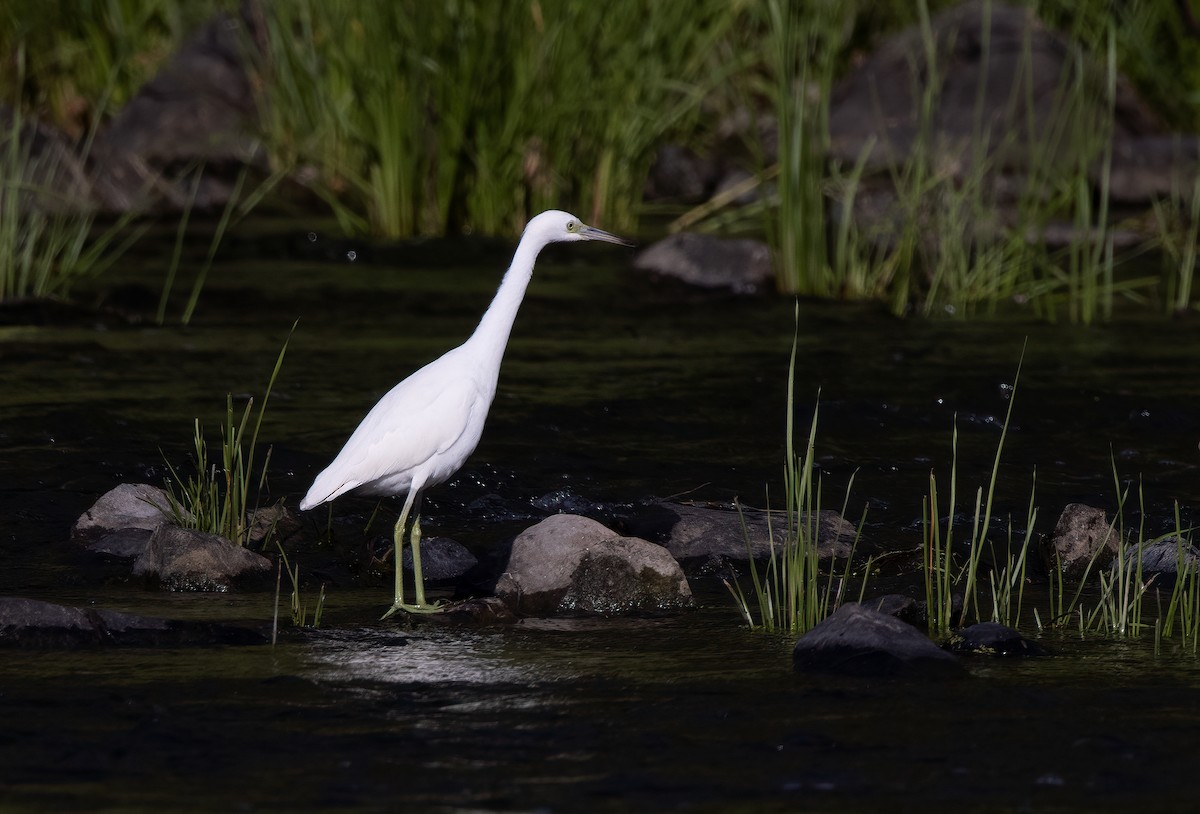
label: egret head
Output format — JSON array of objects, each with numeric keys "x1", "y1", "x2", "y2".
[{"x1": 527, "y1": 209, "x2": 634, "y2": 247}]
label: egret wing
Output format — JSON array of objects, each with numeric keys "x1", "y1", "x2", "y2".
[{"x1": 302, "y1": 356, "x2": 484, "y2": 507}]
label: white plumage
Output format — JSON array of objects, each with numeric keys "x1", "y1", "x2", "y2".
[{"x1": 300, "y1": 210, "x2": 631, "y2": 616}]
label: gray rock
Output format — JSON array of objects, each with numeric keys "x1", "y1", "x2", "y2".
[
  {"x1": 86, "y1": 528, "x2": 155, "y2": 559},
  {"x1": 495, "y1": 514, "x2": 693, "y2": 616},
  {"x1": 0, "y1": 596, "x2": 265, "y2": 648},
  {"x1": 401, "y1": 536, "x2": 479, "y2": 583},
  {"x1": 1049, "y1": 503, "x2": 1119, "y2": 576},
  {"x1": 632, "y1": 232, "x2": 773, "y2": 293},
  {"x1": 627, "y1": 502, "x2": 857, "y2": 575},
  {"x1": 1122, "y1": 537, "x2": 1200, "y2": 585},
  {"x1": 793, "y1": 603, "x2": 962, "y2": 677},
  {"x1": 825, "y1": 0, "x2": 1197, "y2": 246},
  {"x1": 949, "y1": 622, "x2": 1047, "y2": 656},
  {"x1": 89, "y1": 5, "x2": 266, "y2": 213},
  {"x1": 72, "y1": 483, "x2": 176, "y2": 542},
  {"x1": 133, "y1": 524, "x2": 271, "y2": 591}
]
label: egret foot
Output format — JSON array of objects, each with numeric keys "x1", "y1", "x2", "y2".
[{"x1": 380, "y1": 600, "x2": 444, "y2": 620}]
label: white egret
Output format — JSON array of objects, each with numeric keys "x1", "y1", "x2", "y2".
[{"x1": 299, "y1": 210, "x2": 632, "y2": 617}]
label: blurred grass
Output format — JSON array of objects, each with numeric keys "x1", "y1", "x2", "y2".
[{"x1": 2, "y1": 0, "x2": 1199, "y2": 318}]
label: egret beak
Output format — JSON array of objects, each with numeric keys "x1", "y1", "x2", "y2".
[{"x1": 581, "y1": 224, "x2": 635, "y2": 247}]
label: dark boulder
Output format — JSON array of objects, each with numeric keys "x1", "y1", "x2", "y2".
[
  {"x1": 949, "y1": 622, "x2": 1048, "y2": 656},
  {"x1": 793, "y1": 603, "x2": 962, "y2": 677},
  {"x1": 400, "y1": 536, "x2": 479, "y2": 584},
  {"x1": 1122, "y1": 537, "x2": 1200, "y2": 588}
]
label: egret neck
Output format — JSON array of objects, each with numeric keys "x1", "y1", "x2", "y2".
[{"x1": 465, "y1": 230, "x2": 542, "y2": 378}]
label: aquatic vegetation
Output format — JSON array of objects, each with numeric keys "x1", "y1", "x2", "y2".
[
  {"x1": 275, "y1": 543, "x2": 326, "y2": 630},
  {"x1": 163, "y1": 322, "x2": 294, "y2": 546},
  {"x1": 923, "y1": 353, "x2": 1025, "y2": 636},
  {"x1": 725, "y1": 311, "x2": 870, "y2": 634}
]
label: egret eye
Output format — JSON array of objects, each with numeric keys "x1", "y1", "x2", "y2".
[{"x1": 566, "y1": 220, "x2": 579, "y2": 232}]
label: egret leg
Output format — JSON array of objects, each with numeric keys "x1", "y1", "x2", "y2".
[
  {"x1": 380, "y1": 489, "x2": 441, "y2": 619},
  {"x1": 411, "y1": 515, "x2": 427, "y2": 607}
]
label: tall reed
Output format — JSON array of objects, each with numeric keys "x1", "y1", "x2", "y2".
[
  {"x1": 923, "y1": 349, "x2": 1024, "y2": 635},
  {"x1": 725, "y1": 308, "x2": 869, "y2": 633},
  {"x1": 256, "y1": 0, "x2": 735, "y2": 239}
]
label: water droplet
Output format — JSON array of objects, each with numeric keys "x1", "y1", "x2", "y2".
[{"x1": 346, "y1": 250, "x2": 357, "y2": 262}]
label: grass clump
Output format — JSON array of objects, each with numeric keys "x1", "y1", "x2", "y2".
[
  {"x1": 725, "y1": 309, "x2": 870, "y2": 634},
  {"x1": 922, "y1": 352, "x2": 1027, "y2": 636},
  {"x1": 164, "y1": 322, "x2": 294, "y2": 546}
]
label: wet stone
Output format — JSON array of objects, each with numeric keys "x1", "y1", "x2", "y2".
[
  {"x1": 626, "y1": 502, "x2": 856, "y2": 576},
  {"x1": 133, "y1": 524, "x2": 272, "y2": 592},
  {"x1": 949, "y1": 622, "x2": 1048, "y2": 657},
  {"x1": 793, "y1": 603, "x2": 962, "y2": 678}
]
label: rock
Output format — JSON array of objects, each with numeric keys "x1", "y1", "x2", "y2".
[
  {"x1": 88, "y1": 4, "x2": 266, "y2": 214},
  {"x1": 948, "y1": 622, "x2": 1047, "y2": 656},
  {"x1": 793, "y1": 603, "x2": 962, "y2": 677},
  {"x1": 625, "y1": 502, "x2": 857, "y2": 575},
  {"x1": 859, "y1": 593, "x2": 922, "y2": 625},
  {"x1": 632, "y1": 232, "x2": 773, "y2": 294},
  {"x1": 401, "y1": 536, "x2": 479, "y2": 584},
  {"x1": 133, "y1": 524, "x2": 272, "y2": 591},
  {"x1": 86, "y1": 528, "x2": 155, "y2": 559},
  {"x1": 0, "y1": 596, "x2": 266, "y2": 648},
  {"x1": 1122, "y1": 537, "x2": 1200, "y2": 587},
  {"x1": 1049, "y1": 503, "x2": 1119, "y2": 576},
  {"x1": 247, "y1": 503, "x2": 304, "y2": 546},
  {"x1": 824, "y1": 0, "x2": 1198, "y2": 246},
  {"x1": 72, "y1": 483, "x2": 176, "y2": 542},
  {"x1": 495, "y1": 514, "x2": 693, "y2": 616}
]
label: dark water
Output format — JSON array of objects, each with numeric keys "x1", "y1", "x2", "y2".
[{"x1": 2, "y1": 221, "x2": 1200, "y2": 811}]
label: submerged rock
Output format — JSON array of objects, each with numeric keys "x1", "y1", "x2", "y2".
[
  {"x1": 632, "y1": 232, "x2": 773, "y2": 294},
  {"x1": 1049, "y1": 503, "x2": 1119, "y2": 576},
  {"x1": 0, "y1": 596, "x2": 266, "y2": 648},
  {"x1": 626, "y1": 502, "x2": 857, "y2": 576},
  {"x1": 133, "y1": 524, "x2": 271, "y2": 591},
  {"x1": 948, "y1": 622, "x2": 1047, "y2": 656},
  {"x1": 495, "y1": 514, "x2": 692, "y2": 616},
  {"x1": 793, "y1": 603, "x2": 962, "y2": 677}
]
